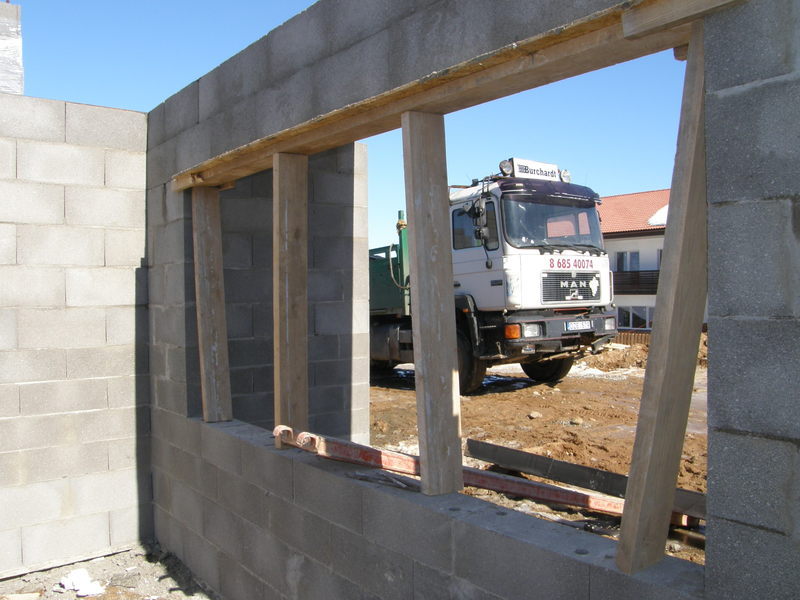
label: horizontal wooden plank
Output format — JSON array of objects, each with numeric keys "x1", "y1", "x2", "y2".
[
  {"x1": 623, "y1": 0, "x2": 744, "y2": 39},
  {"x1": 465, "y1": 438, "x2": 706, "y2": 519},
  {"x1": 172, "y1": 12, "x2": 690, "y2": 191}
]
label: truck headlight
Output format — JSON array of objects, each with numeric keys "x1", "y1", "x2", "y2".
[
  {"x1": 522, "y1": 323, "x2": 542, "y2": 338},
  {"x1": 604, "y1": 317, "x2": 616, "y2": 331}
]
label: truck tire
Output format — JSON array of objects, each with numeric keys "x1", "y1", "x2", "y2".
[
  {"x1": 521, "y1": 357, "x2": 574, "y2": 384},
  {"x1": 457, "y1": 331, "x2": 486, "y2": 394}
]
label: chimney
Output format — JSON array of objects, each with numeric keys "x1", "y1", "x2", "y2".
[{"x1": 0, "y1": 2, "x2": 22, "y2": 94}]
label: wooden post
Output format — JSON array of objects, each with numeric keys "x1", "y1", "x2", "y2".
[
  {"x1": 191, "y1": 186, "x2": 233, "y2": 422},
  {"x1": 401, "y1": 111, "x2": 464, "y2": 495},
  {"x1": 272, "y1": 153, "x2": 309, "y2": 447},
  {"x1": 616, "y1": 22, "x2": 707, "y2": 574}
]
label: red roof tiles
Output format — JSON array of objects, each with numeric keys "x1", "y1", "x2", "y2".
[{"x1": 597, "y1": 189, "x2": 670, "y2": 235}]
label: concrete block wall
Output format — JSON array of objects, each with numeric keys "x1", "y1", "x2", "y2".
[
  {"x1": 0, "y1": 93, "x2": 149, "y2": 578},
  {"x1": 151, "y1": 417, "x2": 703, "y2": 600},
  {"x1": 704, "y1": 1, "x2": 800, "y2": 598}
]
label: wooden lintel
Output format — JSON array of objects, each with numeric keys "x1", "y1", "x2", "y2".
[
  {"x1": 191, "y1": 186, "x2": 233, "y2": 423},
  {"x1": 616, "y1": 22, "x2": 707, "y2": 574},
  {"x1": 401, "y1": 111, "x2": 463, "y2": 496},
  {"x1": 272, "y1": 152, "x2": 309, "y2": 448},
  {"x1": 171, "y1": 13, "x2": 690, "y2": 191},
  {"x1": 623, "y1": 0, "x2": 743, "y2": 39}
]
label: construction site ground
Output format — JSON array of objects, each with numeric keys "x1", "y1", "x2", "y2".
[{"x1": 370, "y1": 341, "x2": 708, "y2": 565}]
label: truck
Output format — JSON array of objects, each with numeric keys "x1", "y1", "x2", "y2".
[{"x1": 369, "y1": 157, "x2": 617, "y2": 393}]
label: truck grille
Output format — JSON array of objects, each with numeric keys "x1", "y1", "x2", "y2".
[{"x1": 542, "y1": 271, "x2": 601, "y2": 303}]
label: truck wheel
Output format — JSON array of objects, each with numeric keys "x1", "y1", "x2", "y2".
[
  {"x1": 521, "y1": 357, "x2": 574, "y2": 384},
  {"x1": 457, "y1": 331, "x2": 486, "y2": 394}
]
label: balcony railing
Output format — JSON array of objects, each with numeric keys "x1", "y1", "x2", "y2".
[{"x1": 613, "y1": 270, "x2": 660, "y2": 294}]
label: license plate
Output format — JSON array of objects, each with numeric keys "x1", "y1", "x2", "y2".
[{"x1": 566, "y1": 320, "x2": 592, "y2": 332}]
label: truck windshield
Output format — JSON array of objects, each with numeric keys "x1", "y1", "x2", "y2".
[{"x1": 502, "y1": 194, "x2": 604, "y2": 251}]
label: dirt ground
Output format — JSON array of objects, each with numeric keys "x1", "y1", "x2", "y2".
[
  {"x1": 0, "y1": 545, "x2": 218, "y2": 600},
  {"x1": 370, "y1": 340, "x2": 708, "y2": 564}
]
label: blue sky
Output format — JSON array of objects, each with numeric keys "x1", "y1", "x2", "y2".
[{"x1": 14, "y1": 1, "x2": 686, "y2": 247}]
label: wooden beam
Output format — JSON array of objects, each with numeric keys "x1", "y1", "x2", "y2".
[
  {"x1": 465, "y1": 438, "x2": 706, "y2": 519},
  {"x1": 172, "y1": 16, "x2": 691, "y2": 191},
  {"x1": 616, "y1": 22, "x2": 707, "y2": 574},
  {"x1": 401, "y1": 111, "x2": 463, "y2": 495},
  {"x1": 191, "y1": 186, "x2": 232, "y2": 422},
  {"x1": 272, "y1": 153, "x2": 309, "y2": 447},
  {"x1": 623, "y1": 0, "x2": 743, "y2": 39}
]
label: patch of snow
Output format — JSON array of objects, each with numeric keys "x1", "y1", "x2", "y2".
[{"x1": 648, "y1": 204, "x2": 669, "y2": 226}]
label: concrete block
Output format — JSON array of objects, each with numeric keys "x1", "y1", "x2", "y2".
[
  {"x1": 202, "y1": 498, "x2": 247, "y2": 562},
  {"x1": 260, "y1": 7, "x2": 327, "y2": 92},
  {"x1": 706, "y1": 516, "x2": 800, "y2": 600},
  {"x1": 66, "y1": 344, "x2": 139, "y2": 379},
  {"x1": 330, "y1": 523, "x2": 413, "y2": 600},
  {"x1": 65, "y1": 103, "x2": 146, "y2": 151},
  {"x1": 220, "y1": 197, "x2": 272, "y2": 232},
  {"x1": 308, "y1": 270, "x2": 344, "y2": 302},
  {"x1": 66, "y1": 267, "x2": 141, "y2": 307},
  {"x1": 105, "y1": 149, "x2": 146, "y2": 190},
  {"x1": 16, "y1": 225, "x2": 101, "y2": 266},
  {"x1": 413, "y1": 562, "x2": 503, "y2": 600},
  {"x1": 147, "y1": 102, "x2": 166, "y2": 151},
  {"x1": 362, "y1": 485, "x2": 454, "y2": 571},
  {"x1": 708, "y1": 317, "x2": 800, "y2": 439},
  {"x1": 200, "y1": 421, "x2": 243, "y2": 475},
  {"x1": 21, "y1": 512, "x2": 110, "y2": 568},
  {"x1": 110, "y1": 504, "x2": 153, "y2": 546},
  {"x1": 287, "y1": 550, "x2": 365, "y2": 600},
  {"x1": 314, "y1": 301, "x2": 359, "y2": 336},
  {"x1": 204, "y1": 98, "x2": 258, "y2": 162},
  {"x1": 18, "y1": 441, "x2": 109, "y2": 485},
  {"x1": 704, "y1": 0, "x2": 796, "y2": 93},
  {"x1": 0, "y1": 412, "x2": 82, "y2": 453},
  {"x1": 0, "y1": 137, "x2": 14, "y2": 179},
  {"x1": 708, "y1": 430, "x2": 800, "y2": 534},
  {"x1": 107, "y1": 306, "x2": 148, "y2": 346},
  {"x1": 174, "y1": 120, "x2": 213, "y2": 175},
  {"x1": 0, "y1": 223, "x2": 14, "y2": 265},
  {"x1": 0, "y1": 450, "x2": 22, "y2": 487},
  {"x1": 17, "y1": 307, "x2": 106, "y2": 349},
  {"x1": 590, "y1": 559, "x2": 703, "y2": 600},
  {"x1": 0, "y1": 382, "x2": 19, "y2": 416},
  {"x1": 162, "y1": 262, "x2": 194, "y2": 304},
  {"x1": 19, "y1": 377, "x2": 107, "y2": 414},
  {"x1": 293, "y1": 457, "x2": 363, "y2": 533},
  {"x1": 145, "y1": 135, "x2": 178, "y2": 190},
  {"x1": 240, "y1": 440, "x2": 294, "y2": 500},
  {"x1": 0, "y1": 348, "x2": 66, "y2": 384},
  {"x1": 0, "y1": 266, "x2": 65, "y2": 307},
  {"x1": 0, "y1": 94, "x2": 65, "y2": 142},
  {"x1": 17, "y1": 140, "x2": 105, "y2": 186},
  {"x1": 227, "y1": 338, "x2": 270, "y2": 369},
  {"x1": 0, "y1": 180, "x2": 64, "y2": 224},
  {"x1": 225, "y1": 303, "x2": 253, "y2": 339},
  {"x1": 79, "y1": 406, "x2": 142, "y2": 443},
  {"x1": 153, "y1": 218, "x2": 192, "y2": 266},
  {"x1": 65, "y1": 186, "x2": 145, "y2": 228},
  {"x1": 0, "y1": 528, "x2": 22, "y2": 577},
  {"x1": 708, "y1": 200, "x2": 800, "y2": 318},
  {"x1": 223, "y1": 268, "x2": 271, "y2": 303},
  {"x1": 164, "y1": 187, "x2": 191, "y2": 224},
  {"x1": 181, "y1": 527, "x2": 221, "y2": 594},
  {"x1": 0, "y1": 308, "x2": 15, "y2": 350},
  {"x1": 171, "y1": 479, "x2": 205, "y2": 534},
  {"x1": 1, "y1": 479, "x2": 69, "y2": 528},
  {"x1": 706, "y1": 78, "x2": 800, "y2": 204},
  {"x1": 218, "y1": 553, "x2": 268, "y2": 600},
  {"x1": 107, "y1": 375, "x2": 149, "y2": 408},
  {"x1": 268, "y1": 494, "x2": 333, "y2": 566},
  {"x1": 216, "y1": 468, "x2": 268, "y2": 528},
  {"x1": 71, "y1": 468, "x2": 144, "y2": 516},
  {"x1": 222, "y1": 233, "x2": 252, "y2": 269},
  {"x1": 164, "y1": 80, "x2": 199, "y2": 142},
  {"x1": 238, "y1": 525, "x2": 292, "y2": 598},
  {"x1": 105, "y1": 228, "x2": 146, "y2": 266}
]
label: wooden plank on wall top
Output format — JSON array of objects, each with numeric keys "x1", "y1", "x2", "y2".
[
  {"x1": 191, "y1": 186, "x2": 233, "y2": 423},
  {"x1": 623, "y1": 0, "x2": 743, "y2": 39},
  {"x1": 616, "y1": 22, "x2": 707, "y2": 574},
  {"x1": 401, "y1": 111, "x2": 463, "y2": 496},
  {"x1": 273, "y1": 152, "x2": 309, "y2": 447}
]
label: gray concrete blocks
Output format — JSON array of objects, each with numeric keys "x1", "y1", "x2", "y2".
[
  {"x1": 708, "y1": 430, "x2": 800, "y2": 534},
  {"x1": 105, "y1": 149, "x2": 146, "y2": 190},
  {"x1": 0, "y1": 308, "x2": 15, "y2": 349},
  {"x1": 708, "y1": 316, "x2": 800, "y2": 439},
  {"x1": 65, "y1": 103, "x2": 146, "y2": 151},
  {"x1": 19, "y1": 378, "x2": 107, "y2": 414},
  {"x1": 0, "y1": 138, "x2": 14, "y2": 178},
  {"x1": 0, "y1": 180, "x2": 64, "y2": 224},
  {"x1": 66, "y1": 267, "x2": 141, "y2": 307},
  {"x1": 17, "y1": 141, "x2": 105, "y2": 186},
  {"x1": 293, "y1": 456, "x2": 363, "y2": 533},
  {"x1": 0, "y1": 382, "x2": 19, "y2": 417},
  {"x1": 105, "y1": 229, "x2": 146, "y2": 267},
  {"x1": 17, "y1": 225, "x2": 104, "y2": 266},
  {"x1": 17, "y1": 308, "x2": 106, "y2": 349},
  {"x1": 0, "y1": 266, "x2": 66, "y2": 307},
  {"x1": 65, "y1": 186, "x2": 145, "y2": 228},
  {"x1": 0, "y1": 223, "x2": 15, "y2": 264},
  {"x1": 0, "y1": 528, "x2": 22, "y2": 575},
  {"x1": 0, "y1": 348, "x2": 66, "y2": 384},
  {"x1": 0, "y1": 94, "x2": 64, "y2": 143},
  {"x1": 21, "y1": 512, "x2": 110, "y2": 569}
]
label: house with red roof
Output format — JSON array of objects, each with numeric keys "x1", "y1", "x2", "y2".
[{"x1": 597, "y1": 189, "x2": 670, "y2": 330}]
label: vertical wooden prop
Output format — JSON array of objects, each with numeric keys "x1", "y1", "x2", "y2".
[
  {"x1": 401, "y1": 111, "x2": 464, "y2": 495},
  {"x1": 617, "y1": 22, "x2": 707, "y2": 574},
  {"x1": 191, "y1": 186, "x2": 233, "y2": 422},
  {"x1": 273, "y1": 153, "x2": 309, "y2": 447}
]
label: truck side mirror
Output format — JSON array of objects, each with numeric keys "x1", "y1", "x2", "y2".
[{"x1": 474, "y1": 226, "x2": 489, "y2": 242}]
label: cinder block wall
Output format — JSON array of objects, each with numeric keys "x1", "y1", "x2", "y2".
[
  {"x1": 0, "y1": 93, "x2": 149, "y2": 577},
  {"x1": 704, "y1": 1, "x2": 800, "y2": 599}
]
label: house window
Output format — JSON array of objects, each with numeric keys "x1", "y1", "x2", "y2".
[
  {"x1": 614, "y1": 251, "x2": 640, "y2": 272},
  {"x1": 617, "y1": 305, "x2": 655, "y2": 330}
]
